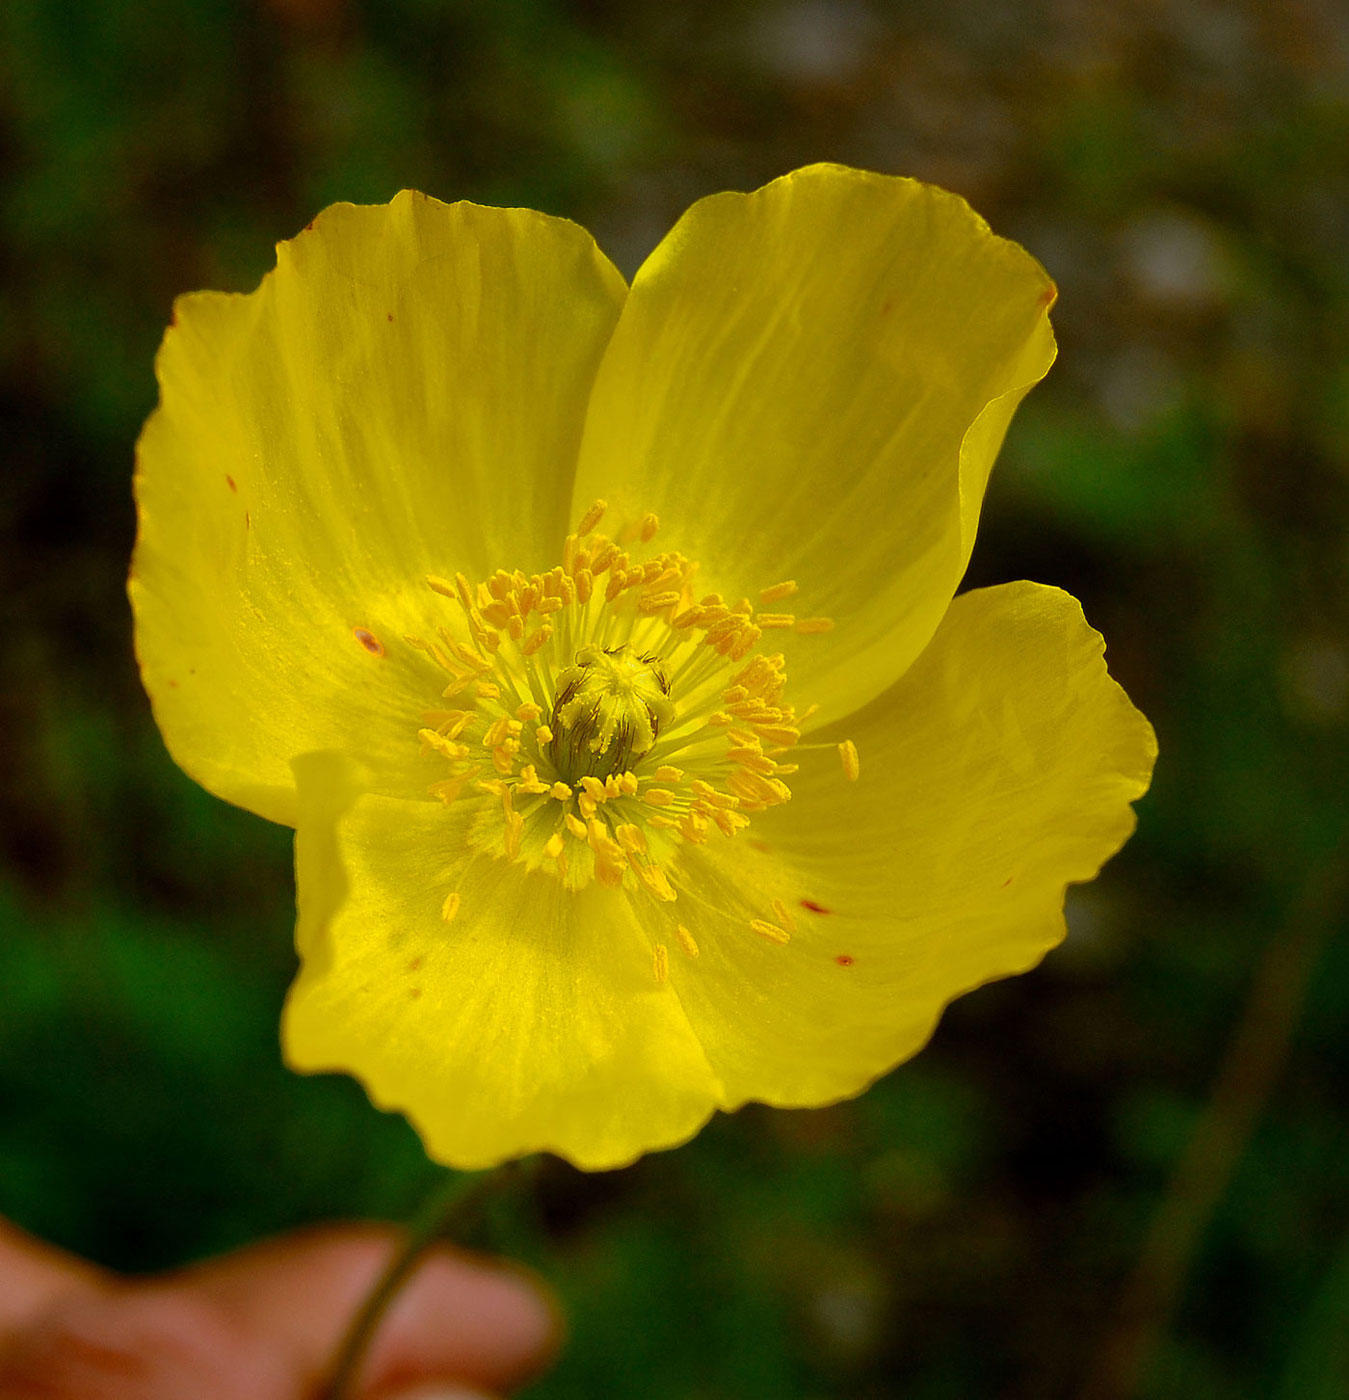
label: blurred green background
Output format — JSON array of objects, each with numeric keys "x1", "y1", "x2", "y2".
[{"x1": 2, "y1": 1, "x2": 1347, "y2": 1396}]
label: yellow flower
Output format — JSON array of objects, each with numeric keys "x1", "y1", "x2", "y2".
[{"x1": 130, "y1": 165, "x2": 1156, "y2": 1171}]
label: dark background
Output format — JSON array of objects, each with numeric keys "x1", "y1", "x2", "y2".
[{"x1": 2, "y1": 2, "x2": 1347, "y2": 1397}]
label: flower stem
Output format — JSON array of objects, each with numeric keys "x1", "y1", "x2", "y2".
[{"x1": 319, "y1": 1165, "x2": 515, "y2": 1400}]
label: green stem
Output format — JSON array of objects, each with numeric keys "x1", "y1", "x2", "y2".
[{"x1": 319, "y1": 1166, "x2": 512, "y2": 1400}]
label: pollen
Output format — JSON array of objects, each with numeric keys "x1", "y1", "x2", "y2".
[{"x1": 407, "y1": 503, "x2": 853, "y2": 925}]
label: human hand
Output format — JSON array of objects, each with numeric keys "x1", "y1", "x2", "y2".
[{"x1": 0, "y1": 1215, "x2": 558, "y2": 1399}]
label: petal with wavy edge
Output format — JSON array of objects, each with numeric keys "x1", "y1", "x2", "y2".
[
  {"x1": 652, "y1": 582, "x2": 1155, "y2": 1109},
  {"x1": 571, "y1": 164, "x2": 1056, "y2": 727},
  {"x1": 282, "y1": 754, "x2": 721, "y2": 1171},
  {"x1": 131, "y1": 193, "x2": 627, "y2": 825}
]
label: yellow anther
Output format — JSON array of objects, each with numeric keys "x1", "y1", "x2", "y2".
[
  {"x1": 578, "y1": 792, "x2": 597, "y2": 819},
  {"x1": 639, "y1": 590, "x2": 682, "y2": 613},
  {"x1": 564, "y1": 813, "x2": 588, "y2": 839},
  {"x1": 418, "y1": 729, "x2": 469, "y2": 760},
  {"x1": 543, "y1": 832, "x2": 565, "y2": 859},
  {"x1": 523, "y1": 623, "x2": 552, "y2": 655},
  {"x1": 577, "y1": 498, "x2": 607, "y2": 534},
  {"x1": 515, "y1": 701, "x2": 543, "y2": 722},
  {"x1": 652, "y1": 943, "x2": 669, "y2": 982},
  {"x1": 474, "y1": 681, "x2": 500, "y2": 699},
  {"x1": 580, "y1": 776, "x2": 608, "y2": 802},
  {"x1": 441, "y1": 891, "x2": 462, "y2": 922},
  {"x1": 643, "y1": 788, "x2": 676, "y2": 807},
  {"x1": 795, "y1": 617, "x2": 834, "y2": 634},
  {"x1": 838, "y1": 739, "x2": 860, "y2": 781},
  {"x1": 632, "y1": 858, "x2": 677, "y2": 902},
  {"x1": 426, "y1": 574, "x2": 457, "y2": 598},
  {"x1": 756, "y1": 613, "x2": 796, "y2": 629},
  {"x1": 654, "y1": 765, "x2": 683, "y2": 782},
  {"x1": 759, "y1": 580, "x2": 798, "y2": 603},
  {"x1": 750, "y1": 919, "x2": 791, "y2": 945},
  {"x1": 615, "y1": 823, "x2": 647, "y2": 854},
  {"x1": 771, "y1": 898, "x2": 798, "y2": 933},
  {"x1": 619, "y1": 771, "x2": 640, "y2": 796},
  {"x1": 536, "y1": 724, "x2": 554, "y2": 744},
  {"x1": 550, "y1": 781, "x2": 572, "y2": 801},
  {"x1": 640, "y1": 512, "x2": 660, "y2": 542},
  {"x1": 675, "y1": 924, "x2": 700, "y2": 958}
]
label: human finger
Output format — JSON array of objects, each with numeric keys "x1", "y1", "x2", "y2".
[
  {"x1": 0, "y1": 1219, "x2": 105, "y2": 1335},
  {"x1": 181, "y1": 1223, "x2": 561, "y2": 1396}
]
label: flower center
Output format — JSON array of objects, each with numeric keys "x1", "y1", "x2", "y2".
[
  {"x1": 549, "y1": 645, "x2": 674, "y2": 782},
  {"x1": 407, "y1": 501, "x2": 846, "y2": 918}
]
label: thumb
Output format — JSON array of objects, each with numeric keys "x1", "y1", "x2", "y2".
[{"x1": 0, "y1": 1286, "x2": 291, "y2": 1399}]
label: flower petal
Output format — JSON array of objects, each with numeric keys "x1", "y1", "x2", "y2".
[
  {"x1": 570, "y1": 164, "x2": 1056, "y2": 725},
  {"x1": 131, "y1": 193, "x2": 627, "y2": 825},
  {"x1": 281, "y1": 754, "x2": 722, "y2": 1171},
  {"x1": 655, "y1": 582, "x2": 1155, "y2": 1109}
]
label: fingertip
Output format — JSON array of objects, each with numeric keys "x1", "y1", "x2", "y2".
[{"x1": 364, "y1": 1247, "x2": 562, "y2": 1393}]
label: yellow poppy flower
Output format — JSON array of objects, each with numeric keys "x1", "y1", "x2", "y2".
[{"x1": 130, "y1": 164, "x2": 1156, "y2": 1171}]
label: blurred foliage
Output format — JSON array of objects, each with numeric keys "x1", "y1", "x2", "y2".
[{"x1": 2, "y1": 1, "x2": 1348, "y2": 1397}]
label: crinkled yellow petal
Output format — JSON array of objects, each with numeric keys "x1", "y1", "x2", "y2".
[
  {"x1": 571, "y1": 164, "x2": 1056, "y2": 726},
  {"x1": 655, "y1": 582, "x2": 1155, "y2": 1110},
  {"x1": 131, "y1": 193, "x2": 627, "y2": 825},
  {"x1": 281, "y1": 754, "x2": 722, "y2": 1171}
]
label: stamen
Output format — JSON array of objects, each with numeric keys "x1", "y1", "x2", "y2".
[
  {"x1": 577, "y1": 498, "x2": 607, "y2": 534},
  {"x1": 441, "y1": 892, "x2": 462, "y2": 922},
  {"x1": 653, "y1": 943, "x2": 669, "y2": 983},
  {"x1": 409, "y1": 509, "x2": 853, "y2": 934},
  {"x1": 838, "y1": 739, "x2": 861, "y2": 781},
  {"x1": 675, "y1": 924, "x2": 700, "y2": 958}
]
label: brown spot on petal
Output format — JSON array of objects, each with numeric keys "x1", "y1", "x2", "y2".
[
  {"x1": 387, "y1": 312, "x2": 394, "y2": 322},
  {"x1": 353, "y1": 626, "x2": 385, "y2": 658},
  {"x1": 801, "y1": 899, "x2": 830, "y2": 914},
  {"x1": 407, "y1": 956, "x2": 423, "y2": 972},
  {"x1": 225, "y1": 475, "x2": 237, "y2": 492},
  {"x1": 835, "y1": 954, "x2": 854, "y2": 967},
  {"x1": 409, "y1": 987, "x2": 422, "y2": 999}
]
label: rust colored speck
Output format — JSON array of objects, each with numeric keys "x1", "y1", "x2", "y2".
[
  {"x1": 800, "y1": 898, "x2": 831, "y2": 914},
  {"x1": 409, "y1": 987, "x2": 422, "y2": 999},
  {"x1": 353, "y1": 626, "x2": 385, "y2": 658},
  {"x1": 387, "y1": 312, "x2": 394, "y2": 322},
  {"x1": 835, "y1": 954, "x2": 855, "y2": 967},
  {"x1": 407, "y1": 956, "x2": 424, "y2": 972},
  {"x1": 1002, "y1": 876, "x2": 1014, "y2": 887},
  {"x1": 225, "y1": 474, "x2": 237, "y2": 492},
  {"x1": 244, "y1": 510, "x2": 251, "y2": 529}
]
